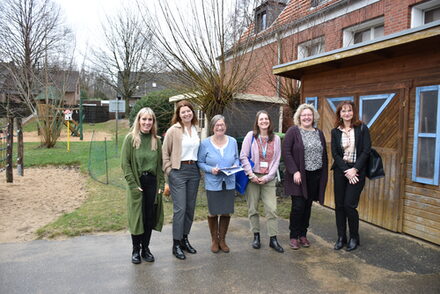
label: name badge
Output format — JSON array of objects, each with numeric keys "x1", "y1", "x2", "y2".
[{"x1": 260, "y1": 161, "x2": 268, "y2": 168}]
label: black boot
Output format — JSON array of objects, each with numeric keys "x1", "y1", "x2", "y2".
[
  {"x1": 269, "y1": 236, "x2": 284, "y2": 253},
  {"x1": 252, "y1": 232, "x2": 261, "y2": 249},
  {"x1": 172, "y1": 239, "x2": 186, "y2": 260},
  {"x1": 334, "y1": 236, "x2": 347, "y2": 250},
  {"x1": 131, "y1": 246, "x2": 141, "y2": 264},
  {"x1": 141, "y1": 230, "x2": 154, "y2": 262},
  {"x1": 181, "y1": 235, "x2": 197, "y2": 254},
  {"x1": 346, "y1": 237, "x2": 360, "y2": 251},
  {"x1": 141, "y1": 246, "x2": 155, "y2": 262}
]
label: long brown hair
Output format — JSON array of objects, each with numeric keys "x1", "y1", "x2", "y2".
[
  {"x1": 171, "y1": 100, "x2": 199, "y2": 127},
  {"x1": 334, "y1": 100, "x2": 362, "y2": 128},
  {"x1": 253, "y1": 110, "x2": 275, "y2": 141}
]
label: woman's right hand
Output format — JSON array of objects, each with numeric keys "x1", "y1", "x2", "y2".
[
  {"x1": 293, "y1": 171, "x2": 301, "y2": 185},
  {"x1": 211, "y1": 167, "x2": 220, "y2": 175}
]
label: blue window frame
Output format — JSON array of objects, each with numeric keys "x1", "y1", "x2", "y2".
[
  {"x1": 359, "y1": 94, "x2": 395, "y2": 128},
  {"x1": 327, "y1": 97, "x2": 354, "y2": 112},
  {"x1": 412, "y1": 85, "x2": 440, "y2": 185},
  {"x1": 305, "y1": 97, "x2": 318, "y2": 109}
]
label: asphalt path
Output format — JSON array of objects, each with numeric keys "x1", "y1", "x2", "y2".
[{"x1": 1, "y1": 205, "x2": 439, "y2": 294}]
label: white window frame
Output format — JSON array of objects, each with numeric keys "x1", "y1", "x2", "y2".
[
  {"x1": 343, "y1": 17, "x2": 384, "y2": 47},
  {"x1": 305, "y1": 97, "x2": 318, "y2": 110},
  {"x1": 359, "y1": 93, "x2": 395, "y2": 128},
  {"x1": 327, "y1": 97, "x2": 354, "y2": 113},
  {"x1": 412, "y1": 85, "x2": 440, "y2": 185},
  {"x1": 411, "y1": 0, "x2": 440, "y2": 28},
  {"x1": 297, "y1": 37, "x2": 324, "y2": 60}
]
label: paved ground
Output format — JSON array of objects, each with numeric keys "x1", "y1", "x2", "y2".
[{"x1": 1, "y1": 205, "x2": 439, "y2": 294}]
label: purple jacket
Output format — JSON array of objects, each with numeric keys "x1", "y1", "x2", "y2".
[
  {"x1": 240, "y1": 131, "x2": 281, "y2": 183},
  {"x1": 282, "y1": 126, "x2": 328, "y2": 204}
]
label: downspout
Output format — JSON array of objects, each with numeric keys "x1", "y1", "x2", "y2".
[{"x1": 276, "y1": 32, "x2": 283, "y2": 133}]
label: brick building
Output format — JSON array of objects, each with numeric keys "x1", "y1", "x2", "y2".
[{"x1": 236, "y1": 0, "x2": 440, "y2": 244}]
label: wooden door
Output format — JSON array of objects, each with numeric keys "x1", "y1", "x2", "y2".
[{"x1": 321, "y1": 93, "x2": 402, "y2": 231}]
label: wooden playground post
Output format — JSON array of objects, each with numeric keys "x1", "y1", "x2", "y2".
[
  {"x1": 16, "y1": 117, "x2": 24, "y2": 176},
  {"x1": 6, "y1": 117, "x2": 13, "y2": 183}
]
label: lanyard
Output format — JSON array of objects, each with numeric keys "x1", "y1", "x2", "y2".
[{"x1": 258, "y1": 136, "x2": 268, "y2": 159}]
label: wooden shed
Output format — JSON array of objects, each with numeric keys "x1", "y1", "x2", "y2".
[{"x1": 273, "y1": 22, "x2": 440, "y2": 245}]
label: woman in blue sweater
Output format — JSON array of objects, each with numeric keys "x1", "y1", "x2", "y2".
[{"x1": 198, "y1": 115, "x2": 240, "y2": 253}]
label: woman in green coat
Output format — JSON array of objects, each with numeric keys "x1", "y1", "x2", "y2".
[{"x1": 121, "y1": 107, "x2": 164, "y2": 264}]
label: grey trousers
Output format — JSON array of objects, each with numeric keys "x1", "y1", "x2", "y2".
[{"x1": 168, "y1": 163, "x2": 200, "y2": 240}]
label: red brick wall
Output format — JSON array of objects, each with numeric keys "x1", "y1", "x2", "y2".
[{"x1": 239, "y1": 0, "x2": 429, "y2": 97}]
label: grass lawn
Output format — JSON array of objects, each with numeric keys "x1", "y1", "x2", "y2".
[{"x1": 19, "y1": 120, "x2": 291, "y2": 239}]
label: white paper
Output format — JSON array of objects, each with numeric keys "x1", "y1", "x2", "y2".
[{"x1": 219, "y1": 166, "x2": 243, "y2": 176}]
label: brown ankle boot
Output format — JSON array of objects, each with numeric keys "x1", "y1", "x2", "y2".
[
  {"x1": 207, "y1": 216, "x2": 219, "y2": 253},
  {"x1": 219, "y1": 215, "x2": 231, "y2": 253}
]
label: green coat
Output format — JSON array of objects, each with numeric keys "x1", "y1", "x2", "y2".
[{"x1": 121, "y1": 133, "x2": 164, "y2": 234}]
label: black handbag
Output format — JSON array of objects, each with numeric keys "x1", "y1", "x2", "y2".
[{"x1": 367, "y1": 148, "x2": 385, "y2": 180}]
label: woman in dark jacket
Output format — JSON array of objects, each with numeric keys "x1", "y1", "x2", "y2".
[
  {"x1": 331, "y1": 100, "x2": 371, "y2": 252},
  {"x1": 283, "y1": 103, "x2": 328, "y2": 250}
]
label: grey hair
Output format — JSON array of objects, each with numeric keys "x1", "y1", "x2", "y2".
[
  {"x1": 293, "y1": 103, "x2": 320, "y2": 126},
  {"x1": 210, "y1": 114, "x2": 226, "y2": 131}
]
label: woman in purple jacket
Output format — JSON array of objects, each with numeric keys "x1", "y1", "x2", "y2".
[{"x1": 282, "y1": 103, "x2": 328, "y2": 250}]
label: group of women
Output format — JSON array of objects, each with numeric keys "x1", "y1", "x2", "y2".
[{"x1": 121, "y1": 99, "x2": 370, "y2": 264}]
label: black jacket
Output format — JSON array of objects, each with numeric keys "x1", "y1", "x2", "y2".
[{"x1": 331, "y1": 124, "x2": 371, "y2": 172}]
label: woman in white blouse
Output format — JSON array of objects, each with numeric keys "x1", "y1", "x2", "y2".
[{"x1": 162, "y1": 100, "x2": 200, "y2": 260}]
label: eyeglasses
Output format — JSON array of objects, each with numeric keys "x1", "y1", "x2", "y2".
[{"x1": 300, "y1": 114, "x2": 313, "y2": 117}]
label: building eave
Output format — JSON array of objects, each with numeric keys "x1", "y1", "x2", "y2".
[{"x1": 273, "y1": 21, "x2": 440, "y2": 80}]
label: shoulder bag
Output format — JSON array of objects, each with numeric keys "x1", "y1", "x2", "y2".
[
  {"x1": 235, "y1": 136, "x2": 255, "y2": 194},
  {"x1": 362, "y1": 124, "x2": 385, "y2": 180}
]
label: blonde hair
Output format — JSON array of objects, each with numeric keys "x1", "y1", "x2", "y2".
[
  {"x1": 129, "y1": 107, "x2": 159, "y2": 150},
  {"x1": 293, "y1": 103, "x2": 320, "y2": 126}
]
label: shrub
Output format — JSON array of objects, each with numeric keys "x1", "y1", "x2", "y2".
[{"x1": 129, "y1": 89, "x2": 177, "y2": 136}]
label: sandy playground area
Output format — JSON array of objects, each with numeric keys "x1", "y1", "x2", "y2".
[{"x1": 0, "y1": 166, "x2": 88, "y2": 243}]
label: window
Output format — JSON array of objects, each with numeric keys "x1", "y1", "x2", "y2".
[
  {"x1": 411, "y1": 0, "x2": 440, "y2": 27},
  {"x1": 343, "y1": 18, "x2": 384, "y2": 47},
  {"x1": 305, "y1": 97, "x2": 318, "y2": 110},
  {"x1": 311, "y1": 0, "x2": 328, "y2": 8},
  {"x1": 412, "y1": 85, "x2": 440, "y2": 185},
  {"x1": 255, "y1": 11, "x2": 267, "y2": 33},
  {"x1": 359, "y1": 94, "x2": 395, "y2": 128},
  {"x1": 297, "y1": 37, "x2": 324, "y2": 60},
  {"x1": 326, "y1": 97, "x2": 354, "y2": 112}
]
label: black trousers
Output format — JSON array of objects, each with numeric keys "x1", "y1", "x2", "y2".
[
  {"x1": 333, "y1": 166, "x2": 365, "y2": 239},
  {"x1": 131, "y1": 173, "x2": 157, "y2": 248},
  {"x1": 289, "y1": 169, "x2": 321, "y2": 239}
]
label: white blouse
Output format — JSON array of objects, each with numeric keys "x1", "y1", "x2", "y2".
[{"x1": 181, "y1": 125, "x2": 200, "y2": 161}]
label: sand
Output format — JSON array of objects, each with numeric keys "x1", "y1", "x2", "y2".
[{"x1": 0, "y1": 166, "x2": 88, "y2": 243}]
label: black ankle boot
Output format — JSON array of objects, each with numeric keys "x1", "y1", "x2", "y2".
[
  {"x1": 269, "y1": 236, "x2": 284, "y2": 253},
  {"x1": 181, "y1": 235, "x2": 197, "y2": 254},
  {"x1": 346, "y1": 237, "x2": 360, "y2": 251},
  {"x1": 141, "y1": 246, "x2": 155, "y2": 262},
  {"x1": 252, "y1": 233, "x2": 261, "y2": 249},
  {"x1": 334, "y1": 236, "x2": 347, "y2": 250},
  {"x1": 172, "y1": 239, "x2": 186, "y2": 260},
  {"x1": 131, "y1": 246, "x2": 141, "y2": 264}
]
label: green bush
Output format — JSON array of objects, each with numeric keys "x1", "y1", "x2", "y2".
[{"x1": 129, "y1": 89, "x2": 177, "y2": 136}]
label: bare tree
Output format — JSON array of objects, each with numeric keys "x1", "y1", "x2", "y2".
[
  {"x1": 0, "y1": 0, "x2": 74, "y2": 148},
  {"x1": 91, "y1": 8, "x2": 154, "y2": 116},
  {"x1": 141, "y1": 0, "x2": 259, "y2": 120}
]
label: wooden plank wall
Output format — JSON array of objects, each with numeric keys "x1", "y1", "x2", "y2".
[
  {"x1": 302, "y1": 45, "x2": 440, "y2": 244},
  {"x1": 402, "y1": 89, "x2": 440, "y2": 245}
]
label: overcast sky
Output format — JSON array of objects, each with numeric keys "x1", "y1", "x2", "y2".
[{"x1": 53, "y1": 0, "x2": 126, "y2": 65}]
